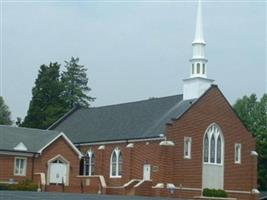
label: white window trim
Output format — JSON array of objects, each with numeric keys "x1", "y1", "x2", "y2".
[
  {"x1": 184, "y1": 137, "x2": 192, "y2": 159},
  {"x1": 235, "y1": 143, "x2": 242, "y2": 164},
  {"x1": 203, "y1": 123, "x2": 224, "y2": 166},
  {"x1": 84, "y1": 150, "x2": 95, "y2": 176},
  {"x1": 14, "y1": 157, "x2": 27, "y2": 176},
  {"x1": 110, "y1": 147, "x2": 122, "y2": 178}
]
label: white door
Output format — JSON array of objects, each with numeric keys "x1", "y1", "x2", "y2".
[
  {"x1": 50, "y1": 163, "x2": 67, "y2": 184},
  {"x1": 143, "y1": 164, "x2": 151, "y2": 180}
]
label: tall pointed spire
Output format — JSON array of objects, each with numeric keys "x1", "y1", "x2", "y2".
[
  {"x1": 193, "y1": 0, "x2": 205, "y2": 44},
  {"x1": 190, "y1": 0, "x2": 207, "y2": 78},
  {"x1": 182, "y1": 0, "x2": 214, "y2": 100}
]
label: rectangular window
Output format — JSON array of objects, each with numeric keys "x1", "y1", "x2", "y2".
[
  {"x1": 184, "y1": 137, "x2": 192, "y2": 159},
  {"x1": 14, "y1": 157, "x2": 27, "y2": 176},
  {"x1": 235, "y1": 143, "x2": 241, "y2": 164}
]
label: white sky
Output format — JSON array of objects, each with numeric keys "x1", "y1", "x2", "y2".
[{"x1": 1, "y1": 0, "x2": 266, "y2": 120}]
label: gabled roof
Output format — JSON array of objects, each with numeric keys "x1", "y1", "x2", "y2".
[
  {"x1": 50, "y1": 95, "x2": 196, "y2": 144},
  {"x1": 0, "y1": 125, "x2": 82, "y2": 157}
]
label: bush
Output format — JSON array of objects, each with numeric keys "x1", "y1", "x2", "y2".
[
  {"x1": 0, "y1": 183, "x2": 9, "y2": 190},
  {"x1": 203, "y1": 188, "x2": 228, "y2": 198},
  {"x1": 0, "y1": 180, "x2": 38, "y2": 191}
]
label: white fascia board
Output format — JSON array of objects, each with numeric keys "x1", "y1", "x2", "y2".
[
  {"x1": 0, "y1": 151, "x2": 34, "y2": 157},
  {"x1": 38, "y1": 132, "x2": 83, "y2": 159},
  {"x1": 77, "y1": 137, "x2": 165, "y2": 146}
]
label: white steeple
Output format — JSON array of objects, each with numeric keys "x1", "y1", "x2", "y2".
[
  {"x1": 183, "y1": 0, "x2": 214, "y2": 100},
  {"x1": 191, "y1": 0, "x2": 207, "y2": 78}
]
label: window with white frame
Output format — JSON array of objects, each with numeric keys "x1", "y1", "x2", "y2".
[
  {"x1": 83, "y1": 150, "x2": 95, "y2": 176},
  {"x1": 235, "y1": 143, "x2": 241, "y2": 164},
  {"x1": 184, "y1": 137, "x2": 192, "y2": 159},
  {"x1": 14, "y1": 157, "x2": 27, "y2": 176},
  {"x1": 110, "y1": 147, "x2": 122, "y2": 178},
  {"x1": 203, "y1": 124, "x2": 224, "y2": 164}
]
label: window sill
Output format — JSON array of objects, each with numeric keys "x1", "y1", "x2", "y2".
[
  {"x1": 203, "y1": 162, "x2": 223, "y2": 166},
  {"x1": 184, "y1": 156, "x2": 191, "y2": 159},
  {"x1": 14, "y1": 174, "x2": 26, "y2": 177},
  {"x1": 110, "y1": 176, "x2": 122, "y2": 179}
]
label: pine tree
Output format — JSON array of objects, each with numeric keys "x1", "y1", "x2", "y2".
[
  {"x1": 22, "y1": 63, "x2": 67, "y2": 129},
  {"x1": 0, "y1": 96, "x2": 12, "y2": 125},
  {"x1": 61, "y1": 57, "x2": 94, "y2": 109}
]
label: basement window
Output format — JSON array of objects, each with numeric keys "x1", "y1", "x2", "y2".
[{"x1": 14, "y1": 157, "x2": 27, "y2": 176}]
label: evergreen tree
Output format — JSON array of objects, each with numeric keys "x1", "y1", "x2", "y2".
[
  {"x1": 61, "y1": 57, "x2": 94, "y2": 109},
  {"x1": 0, "y1": 96, "x2": 12, "y2": 125},
  {"x1": 22, "y1": 63, "x2": 67, "y2": 129},
  {"x1": 234, "y1": 94, "x2": 267, "y2": 190}
]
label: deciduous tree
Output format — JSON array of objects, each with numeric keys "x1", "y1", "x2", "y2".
[{"x1": 234, "y1": 94, "x2": 267, "y2": 190}]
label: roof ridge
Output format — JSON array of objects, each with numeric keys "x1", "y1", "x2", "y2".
[
  {"x1": 83, "y1": 94, "x2": 183, "y2": 110},
  {"x1": 0, "y1": 125, "x2": 59, "y2": 135}
]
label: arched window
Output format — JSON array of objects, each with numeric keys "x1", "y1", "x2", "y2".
[
  {"x1": 192, "y1": 64, "x2": 195, "y2": 74},
  {"x1": 83, "y1": 150, "x2": 95, "y2": 176},
  {"x1": 197, "y1": 63, "x2": 200, "y2": 73},
  {"x1": 210, "y1": 135, "x2": 215, "y2": 163},
  {"x1": 217, "y1": 136, "x2": 221, "y2": 163},
  {"x1": 110, "y1": 148, "x2": 122, "y2": 177},
  {"x1": 203, "y1": 123, "x2": 224, "y2": 164},
  {"x1": 202, "y1": 64, "x2": 205, "y2": 74},
  {"x1": 204, "y1": 134, "x2": 209, "y2": 162}
]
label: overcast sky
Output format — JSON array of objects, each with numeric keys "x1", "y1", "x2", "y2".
[{"x1": 1, "y1": 0, "x2": 266, "y2": 121}]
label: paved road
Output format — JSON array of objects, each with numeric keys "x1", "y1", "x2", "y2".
[{"x1": 0, "y1": 191, "x2": 174, "y2": 200}]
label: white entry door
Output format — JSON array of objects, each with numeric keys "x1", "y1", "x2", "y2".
[
  {"x1": 143, "y1": 164, "x2": 151, "y2": 180},
  {"x1": 50, "y1": 163, "x2": 67, "y2": 184}
]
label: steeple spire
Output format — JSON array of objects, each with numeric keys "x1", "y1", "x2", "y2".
[
  {"x1": 193, "y1": 0, "x2": 205, "y2": 44},
  {"x1": 182, "y1": 0, "x2": 214, "y2": 100},
  {"x1": 190, "y1": 0, "x2": 207, "y2": 78}
]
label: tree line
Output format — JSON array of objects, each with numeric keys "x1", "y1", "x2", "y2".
[
  {"x1": 0, "y1": 59, "x2": 266, "y2": 190},
  {"x1": 1, "y1": 57, "x2": 94, "y2": 129}
]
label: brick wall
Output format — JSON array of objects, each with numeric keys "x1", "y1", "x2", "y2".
[{"x1": 0, "y1": 155, "x2": 34, "y2": 182}]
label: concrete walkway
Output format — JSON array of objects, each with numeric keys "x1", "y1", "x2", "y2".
[{"x1": 0, "y1": 191, "x2": 175, "y2": 200}]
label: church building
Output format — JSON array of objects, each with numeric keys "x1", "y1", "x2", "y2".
[
  {"x1": 0, "y1": 0, "x2": 259, "y2": 199},
  {"x1": 48, "y1": 0, "x2": 259, "y2": 199}
]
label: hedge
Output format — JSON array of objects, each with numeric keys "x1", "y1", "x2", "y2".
[
  {"x1": 0, "y1": 180, "x2": 38, "y2": 191},
  {"x1": 203, "y1": 188, "x2": 228, "y2": 198}
]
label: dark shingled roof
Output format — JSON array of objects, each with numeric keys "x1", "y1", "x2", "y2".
[
  {"x1": 0, "y1": 125, "x2": 60, "y2": 153},
  {"x1": 50, "y1": 95, "x2": 196, "y2": 144}
]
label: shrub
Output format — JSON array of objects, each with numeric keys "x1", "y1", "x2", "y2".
[
  {"x1": 0, "y1": 183, "x2": 9, "y2": 190},
  {"x1": 203, "y1": 188, "x2": 228, "y2": 198},
  {"x1": 0, "y1": 180, "x2": 38, "y2": 191}
]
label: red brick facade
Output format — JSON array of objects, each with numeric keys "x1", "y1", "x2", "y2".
[
  {"x1": 75, "y1": 87, "x2": 258, "y2": 199},
  {"x1": 0, "y1": 87, "x2": 258, "y2": 200}
]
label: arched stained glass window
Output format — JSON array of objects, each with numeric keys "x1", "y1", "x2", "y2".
[
  {"x1": 204, "y1": 134, "x2": 209, "y2": 162},
  {"x1": 110, "y1": 148, "x2": 123, "y2": 177},
  {"x1": 83, "y1": 150, "x2": 95, "y2": 176},
  {"x1": 217, "y1": 136, "x2": 221, "y2": 164},
  {"x1": 210, "y1": 135, "x2": 215, "y2": 163},
  {"x1": 203, "y1": 124, "x2": 224, "y2": 165}
]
